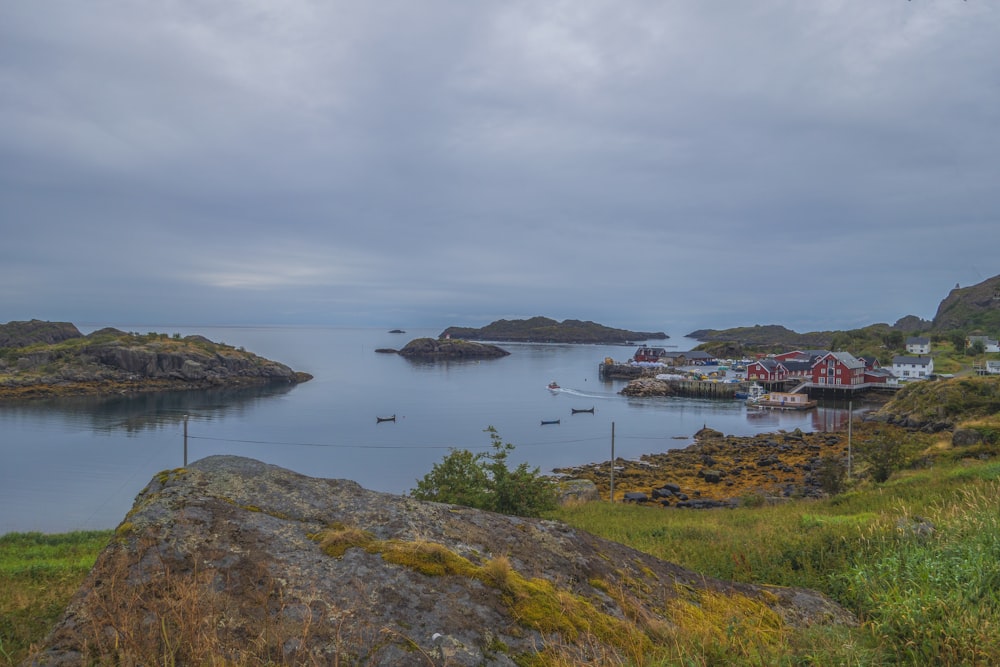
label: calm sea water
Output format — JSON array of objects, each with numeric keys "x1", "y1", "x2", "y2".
[{"x1": 0, "y1": 326, "x2": 863, "y2": 534}]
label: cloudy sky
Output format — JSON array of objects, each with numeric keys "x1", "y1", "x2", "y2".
[{"x1": 1, "y1": 1, "x2": 997, "y2": 336}]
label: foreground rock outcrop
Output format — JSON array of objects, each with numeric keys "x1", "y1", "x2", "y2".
[{"x1": 27, "y1": 457, "x2": 855, "y2": 666}]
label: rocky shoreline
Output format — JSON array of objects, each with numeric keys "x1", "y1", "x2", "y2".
[{"x1": 554, "y1": 424, "x2": 880, "y2": 506}]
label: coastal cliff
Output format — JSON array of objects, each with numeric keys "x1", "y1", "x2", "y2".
[{"x1": 0, "y1": 320, "x2": 312, "y2": 400}]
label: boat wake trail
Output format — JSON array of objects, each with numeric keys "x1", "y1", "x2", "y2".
[{"x1": 556, "y1": 388, "x2": 615, "y2": 400}]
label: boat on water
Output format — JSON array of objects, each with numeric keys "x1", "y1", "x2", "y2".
[
  {"x1": 743, "y1": 383, "x2": 767, "y2": 404},
  {"x1": 547, "y1": 381, "x2": 560, "y2": 390}
]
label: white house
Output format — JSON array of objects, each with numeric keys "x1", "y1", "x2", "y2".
[
  {"x1": 892, "y1": 355, "x2": 934, "y2": 381},
  {"x1": 905, "y1": 336, "x2": 931, "y2": 355},
  {"x1": 967, "y1": 335, "x2": 1000, "y2": 353}
]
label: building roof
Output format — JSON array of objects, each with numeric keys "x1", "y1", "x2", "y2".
[
  {"x1": 815, "y1": 351, "x2": 865, "y2": 370},
  {"x1": 968, "y1": 335, "x2": 998, "y2": 344},
  {"x1": 776, "y1": 349, "x2": 829, "y2": 362},
  {"x1": 906, "y1": 336, "x2": 930, "y2": 345},
  {"x1": 782, "y1": 360, "x2": 813, "y2": 373},
  {"x1": 750, "y1": 358, "x2": 785, "y2": 371},
  {"x1": 893, "y1": 355, "x2": 932, "y2": 366}
]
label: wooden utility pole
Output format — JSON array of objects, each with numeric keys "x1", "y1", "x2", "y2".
[
  {"x1": 609, "y1": 421, "x2": 615, "y2": 502},
  {"x1": 847, "y1": 401, "x2": 852, "y2": 480},
  {"x1": 184, "y1": 415, "x2": 189, "y2": 467}
]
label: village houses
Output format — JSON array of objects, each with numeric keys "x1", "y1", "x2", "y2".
[
  {"x1": 746, "y1": 350, "x2": 880, "y2": 387},
  {"x1": 967, "y1": 335, "x2": 1000, "y2": 353},
  {"x1": 905, "y1": 336, "x2": 931, "y2": 355},
  {"x1": 891, "y1": 355, "x2": 934, "y2": 381}
]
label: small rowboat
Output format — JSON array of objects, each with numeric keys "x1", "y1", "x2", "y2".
[
  {"x1": 571, "y1": 407, "x2": 595, "y2": 414},
  {"x1": 540, "y1": 419, "x2": 560, "y2": 425},
  {"x1": 376, "y1": 414, "x2": 396, "y2": 423}
]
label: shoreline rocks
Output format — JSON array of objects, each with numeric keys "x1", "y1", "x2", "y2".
[{"x1": 553, "y1": 425, "x2": 870, "y2": 506}]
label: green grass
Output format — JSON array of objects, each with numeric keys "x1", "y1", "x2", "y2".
[
  {"x1": 550, "y1": 454, "x2": 1000, "y2": 665},
  {"x1": 0, "y1": 530, "x2": 111, "y2": 665}
]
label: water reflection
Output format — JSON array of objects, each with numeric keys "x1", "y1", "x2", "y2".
[
  {"x1": 0, "y1": 383, "x2": 297, "y2": 434},
  {"x1": 744, "y1": 400, "x2": 874, "y2": 432}
]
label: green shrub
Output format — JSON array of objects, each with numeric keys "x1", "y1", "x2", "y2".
[{"x1": 411, "y1": 427, "x2": 557, "y2": 517}]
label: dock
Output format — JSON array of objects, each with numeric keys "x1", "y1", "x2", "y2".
[
  {"x1": 666, "y1": 379, "x2": 744, "y2": 399},
  {"x1": 600, "y1": 361, "x2": 746, "y2": 399}
]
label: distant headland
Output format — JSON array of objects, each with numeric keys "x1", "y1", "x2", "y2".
[
  {"x1": 440, "y1": 316, "x2": 668, "y2": 344},
  {"x1": 0, "y1": 320, "x2": 312, "y2": 400}
]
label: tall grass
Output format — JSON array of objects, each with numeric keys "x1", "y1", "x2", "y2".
[
  {"x1": 552, "y1": 457, "x2": 1000, "y2": 665},
  {"x1": 835, "y1": 483, "x2": 1000, "y2": 664}
]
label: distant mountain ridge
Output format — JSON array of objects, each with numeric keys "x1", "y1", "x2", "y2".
[
  {"x1": 440, "y1": 316, "x2": 667, "y2": 344},
  {"x1": 689, "y1": 273, "x2": 1000, "y2": 348}
]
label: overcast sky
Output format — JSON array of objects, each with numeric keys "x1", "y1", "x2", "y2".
[{"x1": 2, "y1": 2, "x2": 997, "y2": 337}]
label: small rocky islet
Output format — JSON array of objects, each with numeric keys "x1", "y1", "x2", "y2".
[{"x1": 377, "y1": 337, "x2": 511, "y2": 360}]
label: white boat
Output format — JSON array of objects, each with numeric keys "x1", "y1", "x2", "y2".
[{"x1": 744, "y1": 383, "x2": 768, "y2": 404}]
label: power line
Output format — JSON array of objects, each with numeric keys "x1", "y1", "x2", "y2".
[{"x1": 187, "y1": 433, "x2": 611, "y2": 450}]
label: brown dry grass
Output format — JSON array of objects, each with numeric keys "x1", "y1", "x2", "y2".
[{"x1": 37, "y1": 537, "x2": 438, "y2": 666}]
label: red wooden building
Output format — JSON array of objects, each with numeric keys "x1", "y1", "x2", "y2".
[
  {"x1": 810, "y1": 351, "x2": 866, "y2": 387},
  {"x1": 746, "y1": 358, "x2": 789, "y2": 382}
]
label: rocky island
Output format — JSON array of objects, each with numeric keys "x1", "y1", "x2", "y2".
[
  {"x1": 0, "y1": 319, "x2": 312, "y2": 400},
  {"x1": 391, "y1": 336, "x2": 511, "y2": 360},
  {"x1": 441, "y1": 316, "x2": 668, "y2": 344}
]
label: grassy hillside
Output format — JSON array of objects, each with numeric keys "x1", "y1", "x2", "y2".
[{"x1": 553, "y1": 453, "x2": 1000, "y2": 665}]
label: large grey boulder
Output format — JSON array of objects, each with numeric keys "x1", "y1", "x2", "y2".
[{"x1": 26, "y1": 456, "x2": 855, "y2": 666}]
